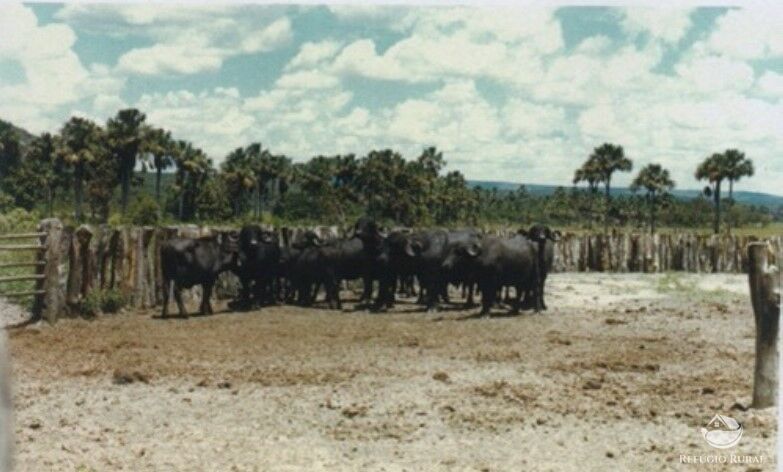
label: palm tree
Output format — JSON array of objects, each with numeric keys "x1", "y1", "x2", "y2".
[
  {"x1": 26, "y1": 133, "x2": 64, "y2": 216},
  {"x1": 630, "y1": 164, "x2": 674, "y2": 234},
  {"x1": 695, "y1": 153, "x2": 728, "y2": 234},
  {"x1": 572, "y1": 161, "x2": 602, "y2": 193},
  {"x1": 0, "y1": 122, "x2": 21, "y2": 183},
  {"x1": 142, "y1": 127, "x2": 175, "y2": 204},
  {"x1": 722, "y1": 149, "x2": 754, "y2": 202},
  {"x1": 58, "y1": 117, "x2": 103, "y2": 221},
  {"x1": 171, "y1": 140, "x2": 211, "y2": 220},
  {"x1": 588, "y1": 143, "x2": 633, "y2": 233},
  {"x1": 722, "y1": 149, "x2": 754, "y2": 232},
  {"x1": 107, "y1": 108, "x2": 147, "y2": 214},
  {"x1": 221, "y1": 146, "x2": 257, "y2": 217}
]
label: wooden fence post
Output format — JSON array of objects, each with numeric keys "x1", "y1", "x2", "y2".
[
  {"x1": 747, "y1": 242, "x2": 781, "y2": 408},
  {"x1": 33, "y1": 218, "x2": 65, "y2": 324}
]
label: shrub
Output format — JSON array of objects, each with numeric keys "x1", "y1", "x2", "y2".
[
  {"x1": 80, "y1": 288, "x2": 127, "y2": 317},
  {"x1": 125, "y1": 194, "x2": 160, "y2": 226},
  {"x1": 100, "y1": 289, "x2": 127, "y2": 314},
  {"x1": 0, "y1": 207, "x2": 39, "y2": 233}
]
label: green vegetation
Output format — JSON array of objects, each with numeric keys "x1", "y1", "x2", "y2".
[
  {"x1": 0, "y1": 112, "x2": 778, "y2": 232},
  {"x1": 80, "y1": 288, "x2": 128, "y2": 317}
]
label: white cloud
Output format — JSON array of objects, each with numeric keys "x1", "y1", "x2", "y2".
[
  {"x1": 756, "y1": 71, "x2": 783, "y2": 99},
  {"x1": 329, "y1": 7, "x2": 561, "y2": 87},
  {"x1": 575, "y1": 35, "x2": 613, "y2": 55},
  {"x1": 675, "y1": 55, "x2": 755, "y2": 95},
  {"x1": 503, "y1": 100, "x2": 567, "y2": 138},
  {"x1": 0, "y1": 3, "x2": 95, "y2": 131},
  {"x1": 58, "y1": 5, "x2": 292, "y2": 76},
  {"x1": 621, "y1": 8, "x2": 693, "y2": 44},
  {"x1": 286, "y1": 40, "x2": 342, "y2": 71},
  {"x1": 135, "y1": 89, "x2": 255, "y2": 157},
  {"x1": 703, "y1": 8, "x2": 783, "y2": 60}
]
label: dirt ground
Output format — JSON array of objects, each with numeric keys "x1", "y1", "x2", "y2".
[{"x1": 5, "y1": 273, "x2": 777, "y2": 471}]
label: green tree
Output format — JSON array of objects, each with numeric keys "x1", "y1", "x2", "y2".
[
  {"x1": 722, "y1": 149, "x2": 754, "y2": 233},
  {"x1": 221, "y1": 146, "x2": 257, "y2": 217},
  {"x1": 195, "y1": 176, "x2": 233, "y2": 222},
  {"x1": 696, "y1": 153, "x2": 729, "y2": 234},
  {"x1": 0, "y1": 121, "x2": 22, "y2": 185},
  {"x1": 107, "y1": 108, "x2": 147, "y2": 214},
  {"x1": 13, "y1": 133, "x2": 66, "y2": 215},
  {"x1": 722, "y1": 149, "x2": 754, "y2": 202},
  {"x1": 586, "y1": 143, "x2": 633, "y2": 233},
  {"x1": 58, "y1": 117, "x2": 104, "y2": 221},
  {"x1": 142, "y1": 127, "x2": 174, "y2": 205},
  {"x1": 630, "y1": 163, "x2": 675, "y2": 234},
  {"x1": 171, "y1": 140, "x2": 211, "y2": 221}
]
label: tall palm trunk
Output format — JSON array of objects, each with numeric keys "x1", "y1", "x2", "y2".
[
  {"x1": 46, "y1": 187, "x2": 54, "y2": 218},
  {"x1": 74, "y1": 164, "x2": 84, "y2": 222},
  {"x1": 713, "y1": 180, "x2": 722, "y2": 234},
  {"x1": 727, "y1": 179, "x2": 734, "y2": 235},
  {"x1": 155, "y1": 163, "x2": 163, "y2": 204},
  {"x1": 177, "y1": 171, "x2": 185, "y2": 221},
  {"x1": 649, "y1": 191, "x2": 656, "y2": 235},
  {"x1": 255, "y1": 179, "x2": 262, "y2": 218},
  {"x1": 119, "y1": 159, "x2": 132, "y2": 214},
  {"x1": 604, "y1": 178, "x2": 611, "y2": 234}
]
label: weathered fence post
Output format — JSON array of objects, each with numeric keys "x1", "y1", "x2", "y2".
[
  {"x1": 34, "y1": 218, "x2": 65, "y2": 324},
  {"x1": 747, "y1": 242, "x2": 781, "y2": 408}
]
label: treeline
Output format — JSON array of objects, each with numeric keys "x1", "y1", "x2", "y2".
[{"x1": 0, "y1": 110, "x2": 776, "y2": 232}]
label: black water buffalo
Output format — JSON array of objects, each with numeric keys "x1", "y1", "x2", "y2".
[
  {"x1": 160, "y1": 234, "x2": 238, "y2": 317},
  {"x1": 279, "y1": 230, "x2": 325, "y2": 304},
  {"x1": 232, "y1": 225, "x2": 281, "y2": 309},
  {"x1": 289, "y1": 217, "x2": 387, "y2": 309},
  {"x1": 375, "y1": 228, "x2": 481, "y2": 311},
  {"x1": 442, "y1": 232, "x2": 540, "y2": 315},
  {"x1": 520, "y1": 224, "x2": 561, "y2": 310}
]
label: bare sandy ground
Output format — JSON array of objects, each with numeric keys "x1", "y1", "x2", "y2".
[{"x1": 5, "y1": 273, "x2": 777, "y2": 471}]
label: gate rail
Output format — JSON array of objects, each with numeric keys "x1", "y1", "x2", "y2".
[{"x1": 0, "y1": 219, "x2": 64, "y2": 323}]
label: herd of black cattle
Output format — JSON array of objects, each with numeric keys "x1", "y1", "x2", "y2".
[{"x1": 159, "y1": 217, "x2": 562, "y2": 318}]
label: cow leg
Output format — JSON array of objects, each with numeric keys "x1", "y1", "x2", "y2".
[
  {"x1": 161, "y1": 279, "x2": 170, "y2": 318},
  {"x1": 173, "y1": 283, "x2": 187, "y2": 317},
  {"x1": 425, "y1": 279, "x2": 440, "y2": 313},
  {"x1": 540, "y1": 275, "x2": 548, "y2": 310},
  {"x1": 359, "y1": 276, "x2": 373, "y2": 304},
  {"x1": 201, "y1": 282, "x2": 214, "y2": 315},
  {"x1": 465, "y1": 282, "x2": 476, "y2": 308},
  {"x1": 510, "y1": 284, "x2": 523, "y2": 315},
  {"x1": 479, "y1": 282, "x2": 498, "y2": 318},
  {"x1": 480, "y1": 283, "x2": 494, "y2": 317}
]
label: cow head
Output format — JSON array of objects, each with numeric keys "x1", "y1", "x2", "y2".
[
  {"x1": 525, "y1": 224, "x2": 561, "y2": 242},
  {"x1": 442, "y1": 239, "x2": 482, "y2": 272},
  {"x1": 292, "y1": 230, "x2": 324, "y2": 249},
  {"x1": 404, "y1": 238, "x2": 424, "y2": 257},
  {"x1": 217, "y1": 231, "x2": 240, "y2": 269},
  {"x1": 239, "y1": 225, "x2": 278, "y2": 248},
  {"x1": 351, "y1": 216, "x2": 387, "y2": 249}
]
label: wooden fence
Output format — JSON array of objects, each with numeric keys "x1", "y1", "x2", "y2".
[
  {"x1": 2, "y1": 219, "x2": 781, "y2": 323},
  {"x1": 747, "y1": 241, "x2": 781, "y2": 408},
  {"x1": 0, "y1": 218, "x2": 63, "y2": 323}
]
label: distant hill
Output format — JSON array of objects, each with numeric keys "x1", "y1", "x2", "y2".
[{"x1": 468, "y1": 180, "x2": 783, "y2": 209}]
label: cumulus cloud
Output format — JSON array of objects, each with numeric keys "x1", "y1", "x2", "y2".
[
  {"x1": 702, "y1": 7, "x2": 783, "y2": 60},
  {"x1": 329, "y1": 7, "x2": 561, "y2": 87},
  {"x1": 3, "y1": 4, "x2": 782, "y2": 194},
  {"x1": 621, "y1": 8, "x2": 693, "y2": 44},
  {"x1": 0, "y1": 3, "x2": 105, "y2": 131},
  {"x1": 57, "y1": 4, "x2": 292, "y2": 76}
]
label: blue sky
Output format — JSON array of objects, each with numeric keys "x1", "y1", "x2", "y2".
[{"x1": 0, "y1": 4, "x2": 781, "y2": 194}]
